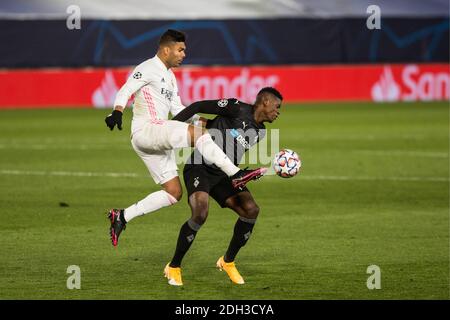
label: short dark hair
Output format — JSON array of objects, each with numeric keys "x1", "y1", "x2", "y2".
[
  {"x1": 159, "y1": 29, "x2": 186, "y2": 46},
  {"x1": 257, "y1": 87, "x2": 283, "y2": 101}
]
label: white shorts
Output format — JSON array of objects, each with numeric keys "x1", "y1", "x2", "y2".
[{"x1": 131, "y1": 120, "x2": 190, "y2": 185}]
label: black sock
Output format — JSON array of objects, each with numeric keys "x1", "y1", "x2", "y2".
[
  {"x1": 119, "y1": 210, "x2": 127, "y2": 225},
  {"x1": 224, "y1": 217, "x2": 256, "y2": 263},
  {"x1": 170, "y1": 220, "x2": 201, "y2": 268}
]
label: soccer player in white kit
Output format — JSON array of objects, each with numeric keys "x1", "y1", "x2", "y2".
[{"x1": 104, "y1": 29, "x2": 266, "y2": 246}]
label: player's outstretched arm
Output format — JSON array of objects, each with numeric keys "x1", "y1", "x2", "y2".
[
  {"x1": 104, "y1": 64, "x2": 149, "y2": 131},
  {"x1": 172, "y1": 99, "x2": 239, "y2": 123}
]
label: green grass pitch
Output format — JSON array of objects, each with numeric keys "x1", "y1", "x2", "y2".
[{"x1": 0, "y1": 102, "x2": 448, "y2": 299}]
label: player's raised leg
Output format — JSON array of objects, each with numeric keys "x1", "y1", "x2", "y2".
[
  {"x1": 216, "y1": 191, "x2": 260, "y2": 284},
  {"x1": 187, "y1": 124, "x2": 267, "y2": 188},
  {"x1": 135, "y1": 120, "x2": 267, "y2": 189}
]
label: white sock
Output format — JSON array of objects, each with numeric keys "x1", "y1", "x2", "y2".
[
  {"x1": 195, "y1": 133, "x2": 240, "y2": 176},
  {"x1": 124, "y1": 190, "x2": 177, "y2": 223}
]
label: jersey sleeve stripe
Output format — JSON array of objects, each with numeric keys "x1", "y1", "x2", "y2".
[{"x1": 142, "y1": 87, "x2": 163, "y2": 124}]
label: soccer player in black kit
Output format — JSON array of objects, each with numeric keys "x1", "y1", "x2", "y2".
[{"x1": 164, "y1": 87, "x2": 283, "y2": 286}]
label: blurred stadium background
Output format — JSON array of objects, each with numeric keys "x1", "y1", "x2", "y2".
[{"x1": 0, "y1": 0, "x2": 449, "y2": 300}]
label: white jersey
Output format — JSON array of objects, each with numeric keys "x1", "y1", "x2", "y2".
[{"x1": 113, "y1": 55, "x2": 190, "y2": 135}]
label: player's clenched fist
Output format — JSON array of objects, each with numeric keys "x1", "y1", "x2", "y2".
[{"x1": 105, "y1": 110, "x2": 123, "y2": 130}]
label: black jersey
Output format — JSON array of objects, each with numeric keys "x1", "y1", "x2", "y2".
[{"x1": 172, "y1": 98, "x2": 266, "y2": 172}]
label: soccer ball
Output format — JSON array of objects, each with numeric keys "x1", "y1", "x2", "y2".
[{"x1": 273, "y1": 149, "x2": 301, "y2": 178}]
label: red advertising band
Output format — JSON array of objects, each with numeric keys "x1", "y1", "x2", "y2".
[{"x1": 0, "y1": 64, "x2": 448, "y2": 108}]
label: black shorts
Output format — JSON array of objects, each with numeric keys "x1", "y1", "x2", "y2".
[{"x1": 183, "y1": 164, "x2": 249, "y2": 208}]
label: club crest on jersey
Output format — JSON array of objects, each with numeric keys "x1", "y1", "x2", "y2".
[
  {"x1": 194, "y1": 177, "x2": 200, "y2": 188},
  {"x1": 133, "y1": 72, "x2": 142, "y2": 79},
  {"x1": 217, "y1": 99, "x2": 228, "y2": 108}
]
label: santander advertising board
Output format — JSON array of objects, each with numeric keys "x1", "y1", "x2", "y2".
[
  {"x1": 0, "y1": 63, "x2": 447, "y2": 108},
  {"x1": 371, "y1": 65, "x2": 449, "y2": 102},
  {"x1": 176, "y1": 68, "x2": 279, "y2": 105}
]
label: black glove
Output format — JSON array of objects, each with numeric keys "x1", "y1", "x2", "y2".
[{"x1": 105, "y1": 110, "x2": 123, "y2": 130}]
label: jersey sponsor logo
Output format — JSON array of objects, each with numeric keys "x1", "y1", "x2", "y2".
[
  {"x1": 217, "y1": 99, "x2": 228, "y2": 108},
  {"x1": 161, "y1": 77, "x2": 165, "y2": 83},
  {"x1": 242, "y1": 121, "x2": 247, "y2": 130},
  {"x1": 133, "y1": 72, "x2": 142, "y2": 79},
  {"x1": 229, "y1": 128, "x2": 239, "y2": 138},
  {"x1": 161, "y1": 88, "x2": 173, "y2": 101},
  {"x1": 230, "y1": 128, "x2": 251, "y2": 150}
]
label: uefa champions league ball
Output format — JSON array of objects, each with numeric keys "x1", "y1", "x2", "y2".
[{"x1": 273, "y1": 149, "x2": 301, "y2": 178}]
